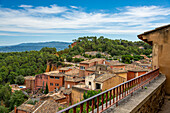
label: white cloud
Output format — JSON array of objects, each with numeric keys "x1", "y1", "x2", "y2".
[
  {"x1": 0, "y1": 33, "x2": 19, "y2": 36},
  {"x1": 70, "y1": 6, "x2": 78, "y2": 9},
  {"x1": 27, "y1": 4, "x2": 68, "y2": 14},
  {"x1": 19, "y1": 5, "x2": 33, "y2": 8},
  {"x1": 0, "y1": 5, "x2": 169, "y2": 36},
  {"x1": 124, "y1": 6, "x2": 170, "y2": 17}
]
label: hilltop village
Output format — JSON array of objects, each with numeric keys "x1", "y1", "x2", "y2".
[{"x1": 11, "y1": 48, "x2": 152, "y2": 112}]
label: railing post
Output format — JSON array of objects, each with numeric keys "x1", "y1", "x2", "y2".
[
  {"x1": 137, "y1": 78, "x2": 139, "y2": 88},
  {"x1": 92, "y1": 98, "x2": 94, "y2": 113},
  {"x1": 102, "y1": 94, "x2": 104, "y2": 110},
  {"x1": 122, "y1": 84, "x2": 124, "y2": 98},
  {"x1": 73, "y1": 106, "x2": 76, "y2": 113},
  {"x1": 65, "y1": 110, "x2": 69, "y2": 113},
  {"x1": 116, "y1": 87, "x2": 118, "y2": 106},
  {"x1": 86, "y1": 101, "x2": 89, "y2": 113},
  {"x1": 106, "y1": 92, "x2": 108, "y2": 108},
  {"x1": 128, "y1": 82, "x2": 130, "y2": 94},
  {"x1": 113, "y1": 88, "x2": 115, "y2": 104},
  {"x1": 80, "y1": 103, "x2": 84, "y2": 113},
  {"x1": 97, "y1": 96, "x2": 99, "y2": 113},
  {"x1": 131, "y1": 81, "x2": 133, "y2": 96},
  {"x1": 110, "y1": 90, "x2": 112, "y2": 106},
  {"x1": 119, "y1": 86, "x2": 121, "y2": 99},
  {"x1": 141, "y1": 76, "x2": 143, "y2": 89},
  {"x1": 125, "y1": 83, "x2": 127, "y2": 96}
]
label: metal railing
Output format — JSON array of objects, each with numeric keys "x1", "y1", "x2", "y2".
[{"x1": 58, "y1": 68, "x2": 159, "y2": 113}]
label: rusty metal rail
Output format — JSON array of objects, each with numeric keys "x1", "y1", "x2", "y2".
[{"x1": 58, "y1": 68, "x2": 159, "y2": 113}]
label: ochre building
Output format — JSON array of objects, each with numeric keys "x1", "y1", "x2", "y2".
[{"x1": 138, "y1": 24, "x2": 170, "y2": 94}]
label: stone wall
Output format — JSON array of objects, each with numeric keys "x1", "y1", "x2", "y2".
[
  {"x1": 135, "y1": 81, "x2": 165, "y2": 113},
  {"x1": 102, "y1": 75, "x2": 125, "y2": 91},
  {"x1": 71, "y1": 85, "x2": 90, "y2": 104}
]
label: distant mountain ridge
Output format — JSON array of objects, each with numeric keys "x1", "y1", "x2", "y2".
[{"x1": 0, "y1": 41, "x2": 72, "y2": 52}]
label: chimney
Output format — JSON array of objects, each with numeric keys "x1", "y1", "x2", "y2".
[{"x1": 14, "y1": 105, "x2": 17, "y2": 113}]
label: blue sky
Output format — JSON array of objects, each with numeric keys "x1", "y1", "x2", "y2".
[{"x1": 0, "y1": 0, "x2": 170, "y2": 46}]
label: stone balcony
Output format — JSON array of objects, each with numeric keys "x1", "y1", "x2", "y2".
[{"x1": 103, "y1": 74, "x2": 166, "y2": 113}]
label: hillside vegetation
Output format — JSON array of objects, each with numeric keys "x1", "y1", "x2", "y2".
[
  {"x1": 0, "y1": 47, "x2": 61, "y2": 85},
  {"x1": 58, "y1": 36, "x2": 152, "y2": 58}
]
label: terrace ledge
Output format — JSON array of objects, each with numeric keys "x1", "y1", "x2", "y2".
[{"x1": 104, "y1": 74, "x2": 166, "y2": 113}]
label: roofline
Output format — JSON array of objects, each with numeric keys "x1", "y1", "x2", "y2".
[
  {"x1": 111, "y1": 64, "x2": 126, "y2": 66},
  {"x1": 94, "y1": 74, "x2": 116, "y2": 83},
  {"x1": 86, "y1": 69, "x2": 95, "y2": 72},
  {"x1": 114, "y1": 71, "x2": 127, "y2": 74},
  {"x1": 137, "y1": 24, "x2": 170, "y2": 45},
  {"x1": 128, "y1": 70, "x2": 148, "y2": 72},
  {"x1": 138, "y1": 24, "x2": 170, "y2": 37}
]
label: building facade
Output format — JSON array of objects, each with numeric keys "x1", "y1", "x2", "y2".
[{"x1": 138, "y1": 24, "x2": 170, "y2": 94}]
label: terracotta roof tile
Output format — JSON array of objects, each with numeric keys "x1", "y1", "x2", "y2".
[
  {"x1": 94, "y1": 74, "x2": 116, "y2": 83},
  {"x1": 33, "y1": 100, "x2": 61, "y2": 113}
]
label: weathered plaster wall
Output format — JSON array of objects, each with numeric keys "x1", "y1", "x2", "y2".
[
  {"x1": 35, "y1": 74, "x2": 48, "y2": 90},
  {"x1": 65, "y1": 81, "x2": 78, "y2": 89},
  {"x1": 25, "y1": 79, "x2": 35, "y2": 90},
  {"x1": 48, "y1": 76, "x2": 64, "y2": 92},
  {"x1": 116, "y1": 72, "x2": 127, "y2": 81},
  {"x1": 71, "y1": 86, "x2": 89, "y2": 104},
  {"x1": 85, "y1": 74, "x2": 96, "y2": 90},
  {"x1": 102, "y1": 76, "x2": 125, "y2": 91},
  {"x1": 140, "y1": 26, "x2": 170, "y2": 94}
]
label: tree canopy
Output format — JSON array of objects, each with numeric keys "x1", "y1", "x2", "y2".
[
  {"x1": 0, "y1": 47, "x2": 61, "y2": 85},
  {"x1": 9, "y1": 90, "x2": 27, "y2": 110},
  {"x1": 58, "y1": 36, "x2": 152, "y2": 59},
  {"x1": 15, "y1": 75, "x2": 25, "y2": 85}
]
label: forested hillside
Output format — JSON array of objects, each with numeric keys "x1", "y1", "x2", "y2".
[
  {"x1": 0, "y1": 47, "x2": 61, "y2": 85},
  {"x1": 0, "y1": 47, "x2": 64, "y2": 112},
  {"x1": 58, "y1": 36, "x2": 152, "y2": 58},
  {"x1": 0, "y1": 36, "x2": 152, "y2": 85}
]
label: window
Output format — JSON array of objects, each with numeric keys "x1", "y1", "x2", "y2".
[
  {"x1": 89, "y1": 82, "x2": 91, "y2": 85},
  {"x1": 50, "y1": 76, "x2": 54, "y2": 79},
  {"x1": 50, "y1": 83, "x2": 53, "y2": 86},
  {"x1": 80, "y1": 66, "x2": 85, "y2": 70},
  {"x1": 55, "y1": 77, "x2": 59, "y2": 79},
  {"x1": 68, "y1": 84, "x2": 70, "y2": 88},
  {"x1": 55, "y1": 84, "x2": 59, "y2": 86},
  {"x1": 96, "y1": 83, "x2": 101, "y2": 89},
  {"x1": 62, "y1": 70, "x2": 65, "y2": 73}
]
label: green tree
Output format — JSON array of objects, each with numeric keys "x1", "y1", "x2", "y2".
[
  {"x1": 96, "y1": 53, "x2": 102, "y2": 58},
  {"x1": 44, "y1": 82, "x2": 49, "y2": 94},
  {"x1": 0, "y1": 84, "x2": 12, "y2": 107},
  {"x1": 8, "y1": 72, "x2": 17, "y2": 84},
  {"x1": 15, "y1": 75, "x2": 25, "y2": 85},
  {"x1": 0, "y1": 106, "x2": 8, "y2": 113},
  {"x1": 9, "y1": 90, "x2": 26, "y2": 110},
  {"x1": 40, "y1": 47, "x2": 57, "y2": 54},
  {"x1": 0, "y1": 66, "x2": 9, "y2": 83},
  {"x1": 66, "y1": 56, "x2": 72, "y2": 62},
  {"x1": 121, "y1": 55, "x2": 133, "y2": 64},
  {"x1": 73, "y1": 58, "x2": 84, "y2": 63}
]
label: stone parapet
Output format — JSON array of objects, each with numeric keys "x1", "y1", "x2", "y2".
[{"x1": 104, "y1": 74, "x2": 166, "y2": 113}]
